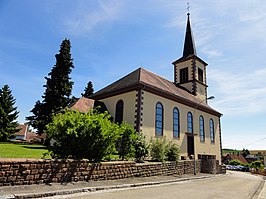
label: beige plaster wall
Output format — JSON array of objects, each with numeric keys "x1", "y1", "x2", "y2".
[
  {"x1": 141, "y1": 91, "x2": 221, "y2": 162},
  {"x1": 99, "y1": 91, "x2": 136, "y2": 125}
]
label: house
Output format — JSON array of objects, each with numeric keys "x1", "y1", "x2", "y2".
[
  {"x1": 90, "y1": 12, "x2": 223, "y2": 163},
  {"x1": 13, "y1": 124, "x2": 28, "y2": 140},
  {"x1": 68, "y1": 97, "x2": 108, "y2": 114},
  {"x1": 13, "y1": 124, "x2": 46, "y2": 143},
  {"x1": 222, "y1": 154, "x2": 248, "y2": 165}
]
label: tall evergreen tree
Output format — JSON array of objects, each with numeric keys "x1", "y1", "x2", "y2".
[
  {"x1": 0, "y1": 85, "x2": 19, "y2": 141},
  {"x1": 27, "y1": 39, "x2": 74, "y2": 134},
  {"x1": 81, "y1": 81, "x2": 94, "y2": 97}
]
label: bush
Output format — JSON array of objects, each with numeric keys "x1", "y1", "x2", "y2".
[
  {"x1": 228, "y1": 159, "x2": 243, "y2": 166},
  {"x1": 250, "y1": 160, "x2": 264, "y2": 171},
  {"x1": 150, "y1": 137, "x2": 168, "y2": 162},
  {"x1": 45, "y1": 110, "x2": 120, "y2": 161},
  {"x1": 166, "y1": 142, "x2": 180, "y2": 161},
  {"x1": 116, "y1": 123, "x2": 136, "y2": 160},
  {"x1": 133, "y1": 132, "x2": 149, "y2": 163}
]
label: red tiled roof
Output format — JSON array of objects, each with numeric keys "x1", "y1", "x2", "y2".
[
  {"x1": 69, "y1": 97, "x2": 95, "y2": 113},
  {"x1": 15, "y1": 124, "x2": 27, "y2": 136},
  {"x1": 225, "y1": 154, "x2": 248, "y2": 164},
  {"x1": 26, "y1": 132, "x2": 38, "y2": 141},
  {"x1": 92, "y1": 67, "x2": 222, "y2": 116}
]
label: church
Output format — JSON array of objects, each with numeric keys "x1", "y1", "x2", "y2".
[{"x1": 90, "y1": 13, "x2": 223, "y2": 162}]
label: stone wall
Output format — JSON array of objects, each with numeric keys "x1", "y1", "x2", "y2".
[
  {"x1": 199, "y1": 155, "x2": 221, "y2": 174},
  {"x1": 0, "y1": 159, "x2": 205, "y2": 186}
]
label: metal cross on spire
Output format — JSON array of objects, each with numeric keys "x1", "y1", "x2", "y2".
[{"x1": 187, "y1": 2, "x2": 190, "y2": 15}]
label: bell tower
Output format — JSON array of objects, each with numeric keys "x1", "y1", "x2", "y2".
[{"x1": 172, "y1": 13, "x2": 208, "y2": 102}]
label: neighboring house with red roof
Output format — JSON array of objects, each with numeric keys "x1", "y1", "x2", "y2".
[
  {"x1": 69, "y1": 97, "x2": 95, "y2": 113},
  {"x1": 222, "y1": 154, "x2": 248, "y2": 165},
  {"x1": 90, "y1": 13, "x2": 223, "y2": 163},
  {"x1": 68, "y1": 97, "x2": 109, "y2": 114},
  {"x1": 13, "y1": 124, "x2": 46, "y2": 143},
  {"x1": 13, "y1": 124, "x2": 28, "y2": 140}
]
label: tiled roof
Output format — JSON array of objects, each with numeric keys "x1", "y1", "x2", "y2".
[
  {"x1": 69, "y1": 97, "x2": 95, "y2": 113},
  {"x1": 26, "y1": 132, "x2": 38, "y2": 141},
  {"x1": 92, "y1": 67, "x2": 222, "y2": 116},
  {"x1": 225, "y1": 154, "x2": 248, "y2": 164},
  {"x1": 15, "y1": 124, "x2": 28, "y2": 136}
]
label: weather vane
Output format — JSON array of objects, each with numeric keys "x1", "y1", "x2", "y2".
[{"x1": 187, "y1": 2, "x2": 190, "y2": 14}]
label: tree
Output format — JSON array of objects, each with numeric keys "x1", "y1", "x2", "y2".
[
  {"x1": 241, "y1": 148, "x2": 250, "y2": 158},
  {"x1": 45, "y1": 110, "x2": 120, "y2": 161},
  {"x1": 0, "y1": 85, "x2": 19, "y2": 141},
  {"x1": 27, "y1": 39, "x2": 74, "y2": 134},
  {"x1": 81, "y1": 81, "x2": 94, "y2": 97}
]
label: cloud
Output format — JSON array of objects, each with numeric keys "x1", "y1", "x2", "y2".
[
  {"x1": 209, "y1": 68, "x2": 266, "y2": 115},
  {"x1": 64, "y1": 0, "x2": 124, "y2": 36}
]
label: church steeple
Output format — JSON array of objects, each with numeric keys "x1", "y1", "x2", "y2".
[
  {"x1": 172, "y1": 12, "x2": 208, "y2": 102},
  {"x1": 183, "y1": 13, "x2": 197, "y2": 58}
]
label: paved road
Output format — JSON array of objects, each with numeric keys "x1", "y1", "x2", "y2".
[{"x1": 49, "y1": 171, "x2": 265, "y2": 199}]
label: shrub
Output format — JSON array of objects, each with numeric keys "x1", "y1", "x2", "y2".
[
  {"x1": 228, "y1": 159, "x2": 243, "y2": 166},
  {"x1": 250, "y1": 160, "x2": 264, "y2": 171},
  {"x1": 166, "y1": 142, "x2": 180, "y2": 161},
  {"x1": 45, "y1": 110, "x2": 120, "y2": 161},
  {"x1": 133, "y1": 132, "x2": 149, "y2": 163},
  {"x1": 116, "y1": 123, "x2": 136, "y2": 160},
  {"x1": 150, "y1": 137, "x2": 168, "y2": 162}
]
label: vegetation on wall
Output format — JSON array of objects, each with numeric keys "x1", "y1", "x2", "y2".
[
  {"x1": 133, "y1": 132, "x2": 149, "y2": 163},
  {"x1": 116, "y1": 123, "x2": 136, "y2": 160},
  {"x1": 0, "y1": 85, "x2": 19, "y2": 141},
  {"x1": 46, "y1": 110, "x2": 119, "y2": 161},
  {"x1": 150, "y1": 137, "x2": 180, "y2": 162}
]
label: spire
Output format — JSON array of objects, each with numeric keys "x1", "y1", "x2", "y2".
[{"x1": 183, "y1": 13, "x2": 197, "y2": 58}]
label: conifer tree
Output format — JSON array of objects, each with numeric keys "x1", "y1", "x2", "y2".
[
  {"x1": 27, "y1": 39, "x2": 74, "y2": 134},
  {"x1": 0, "y1": 85, "x2": 19, "y2": 141},
  {"x1": 81, "y1": 81, "x2": 94, "y2": 97}
]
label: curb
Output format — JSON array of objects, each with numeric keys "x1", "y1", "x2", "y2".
[{"x1": 0, "y1": 175, "x2": 213, "y2": 199}]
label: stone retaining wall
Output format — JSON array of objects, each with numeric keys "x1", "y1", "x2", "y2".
[{"x1": 0, "y1": 159, "x2": 205, "y2": 186}]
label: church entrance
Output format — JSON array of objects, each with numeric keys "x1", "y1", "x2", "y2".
[{"x1": 187, "y1": 135, "x2": 194, "y2": 158}]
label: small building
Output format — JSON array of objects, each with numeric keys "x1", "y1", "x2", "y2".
[
  {"x1": 91, "y1": 13, "x2": 223, "y2": 163},
  {"x1": 222, "y1": 154, "x2": 248, "y2": 165},
  {"x1": 13, "y1": 124, "x2": 28, "y2": 140}
]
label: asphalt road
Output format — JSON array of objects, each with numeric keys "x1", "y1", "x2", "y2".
[{"x1": 49, "y1": 171, "x2": 265, "y2": 199}]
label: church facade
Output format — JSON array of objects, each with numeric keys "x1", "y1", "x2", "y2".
[{"x1": 91, "y1": 13, "x2": 222, "y2": 162}]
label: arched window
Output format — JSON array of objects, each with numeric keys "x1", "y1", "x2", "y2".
[
  {"x1": 115, "y1": 100, "x2": 124, "y2": 124},
  {"x1": 155, "y1": 102, "x2": 163, "y2": 136},
  {"x1": 173, "y1": 107, "x2": 180, "y2": 138},
  {"x1": 199, "y1": 115, "x2": 205, "y2": 142},
  {"x1": 210, "y1": 119, "x2": 215, "y2": 143},
  {"x1": 187, "y1": 112, "x2": 193, "y2": 133}
]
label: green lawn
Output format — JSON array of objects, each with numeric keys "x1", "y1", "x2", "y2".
[{"x1": 0, "y1": 143, "x2": 50, "y2": 158}]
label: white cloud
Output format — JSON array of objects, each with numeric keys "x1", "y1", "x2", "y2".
[
  {"x1": 65, "y1": 0, "x2": 124, "y2": 36},
  {"x1": 209, "y1": 68, "x2": 266, "y2": 115}
]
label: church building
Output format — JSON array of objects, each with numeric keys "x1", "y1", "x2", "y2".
[{"x1": 91, "y1": 13, "x2": 223, "y2": 162}]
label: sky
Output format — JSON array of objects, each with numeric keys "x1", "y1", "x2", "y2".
[{"x1": 0, "y1": 0, "x2": 266, "y2": 150}]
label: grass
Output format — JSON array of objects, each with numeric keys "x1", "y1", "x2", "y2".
[
  {"x1": 222, "y1": 148, "x2": 241, "y2": 155},
  {"x1": 0, "y1": 142, "x2": 50, "y2": 158}
]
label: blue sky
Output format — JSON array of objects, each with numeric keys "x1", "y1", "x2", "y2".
[{"x1": 0, "y1": 0, "x2": 265, "y2": 150}]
